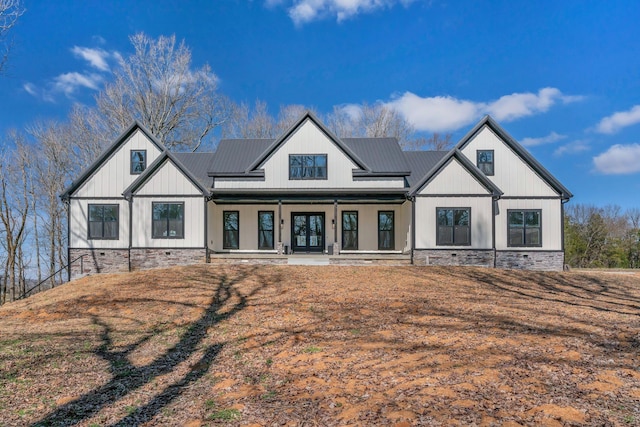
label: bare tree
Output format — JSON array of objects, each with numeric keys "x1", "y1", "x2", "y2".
[
  {"x1": 27, "y1": 121, "x2": 75, "y2": 285},
  {"x1": 406, "y1": 132, "x2": 454, "y2": 151},
  {"x1": 222, "y1": 102, "x2": 317, "y2": 139},
  {"x1": 0, "y1": 0, "x2": 24, "y2": 73},
  {"x1": 95, "y1": 33, "x2": 230, "y2": 151},
  {"x1": 327, "y1": 102, "x2": 415, "y2": 147},
  {"x1": 0, "y1": 133, "x2": 30, "y2": 303}
]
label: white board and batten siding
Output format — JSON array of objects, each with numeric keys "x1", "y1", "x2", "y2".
[
  {"x1": 69, "y1": 199, "x2": 130, "y2": 249},
  {"x1": 131, "y1": 197, "x2": 204, "y2": 248},
  {"x1": 135, "y1": 159, "x2": 202, "y2": 196},
  {"x1": 414, "y1": 197, "x2": 494, "y2": 249},
  {"x1": 460, "y1": 126, "x2": 558, "y2": 197},
  {"x1": 214, "y1": 119, "x2": 405, "y2": 189},
  {"x1": 417, "y1": 158, "x2": 492, "y2": 195},
  {"x1": 73, "y1": 129, "x2": 163, "y2": 198},
  {"x1": 495, "y1": 199, "x2": 563, "y2": 251}
]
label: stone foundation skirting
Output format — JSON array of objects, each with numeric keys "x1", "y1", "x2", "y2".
[
  {"x1": 69, "y1": 248, "x2": 129, "y2": 279},
  {"x1": 69, "y1": 248, "x2": 207, "y2": 279},
  {"x1": 413, "y1": 249, "x2": 495, "y2": 267},
  {"x1": 129, "y1": 248, "x2": 207, "y2": 271},
  {"x1": 495, "y1": 250, "x2": 564, "y2": 271}
]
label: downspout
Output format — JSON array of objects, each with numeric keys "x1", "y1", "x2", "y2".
[
  {"x1": 128, "y1": 196, "x2": 133, "y2": 272},
  {"x1": 492, "y1": 196, "x2": 498, "y2": 268},
  {"x1": 65, "y1": 198, "x2": 71, "y2": 282},
  {"x1": 204, "y1": 196, "x2": 209, "y2": 263},
  {"x1": 561, "y1": 197, "x2": 569, "y2": 269},
  {"x1": 278, "y1": 200, "x2": 282, "y2": 246},
  {"x1": 410, "y1": 196, "x2": 415, "y2": 265}
]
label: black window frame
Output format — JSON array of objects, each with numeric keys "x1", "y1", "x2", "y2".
[
  {"x1": 289, "y1": 154, "x2": 328, "y2": 180},
  {"x1": 378, "y1": 211, "x2": 395, "y2": 250},
  {"x1": 507, "y1": 209, "x2": 542, "y2": 247},
  {"x1": 223, "y1": 210, "x2": 240, "y2": 249},
  {"x1": 477, "y1": 150, "x2": 494, "y2": 176},
  {"x1": 131, "y1": 150, "x2": 147, "y2": 175},
  {"x1": 342, "y1": 211, "x2": 358, "y2": 250},
  {"x1": 436, "y1": 207, "x2": 471, "y2": 246},
  {"x1": 152, "y1": 202, "x2": 185, "y2": 239},
  {"x1": 88, "y1": 204, "x2": 119, "y2": 240},
  {"x1": 258, "y1": 211, "x2": 274, "y2": 250}
]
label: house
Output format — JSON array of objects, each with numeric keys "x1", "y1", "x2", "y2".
[{"x1": 61, "y1": 112, "x2": 572, "y2": 278}]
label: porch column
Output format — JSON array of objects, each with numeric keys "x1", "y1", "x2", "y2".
[
  {"x1": 277, "y1": 200, "x2": 284, "y2": 255},
  {"x1": 333, "y1": 200, "x2": 339, "y2": 255}
]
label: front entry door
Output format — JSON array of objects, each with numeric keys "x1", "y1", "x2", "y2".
[{"x1": 292, "y1": 213, "x2": 325, "y2": 253}]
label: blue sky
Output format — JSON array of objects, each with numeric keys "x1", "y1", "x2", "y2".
[{"x1": 1, "y1": 0, "x2": 639, "y2": 208}]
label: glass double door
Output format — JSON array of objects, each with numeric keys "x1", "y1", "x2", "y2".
[{"x1": 291, "y1": 213, "x2": 325, "y2": 253}]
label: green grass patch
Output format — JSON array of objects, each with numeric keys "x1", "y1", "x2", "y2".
[
  {"x1": 303, "y1": 346, "x2": 322, "y2": 354},
  {"x1": 207, "y1": 408, "x2": 241, "y2": 421}
]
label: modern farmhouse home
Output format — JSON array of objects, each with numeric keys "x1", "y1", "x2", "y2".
[{"x1": 61, "y1": 112, "x2": 572, "y2": 278}]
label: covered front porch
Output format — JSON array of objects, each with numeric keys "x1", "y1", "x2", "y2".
[{"x1": 206, "y1": 189, "x2": 412, "y2": 257}]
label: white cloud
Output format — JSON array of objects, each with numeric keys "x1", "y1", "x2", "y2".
[
  {"x1": 383, "y1": 87, "x2": 581, "y2": 133},
  {"x1": 23, "y1": 82, "x2": 37, "y2": 96},
  {"x1": 52, "y1": 72, "x2": 103, "y2": 97},
  {"x1": 71, "y1": 46, "x2": 112, "y2": 71},
  {"x1": 275, "y1": 0, "x2": 418, "y2": 25},
  {"x1": 595, "y1": 105, "x2": 640, "y2": 134},
  {"x1": 521, "y1": 131, "x2": 566, "y2": 147},
  {"x1": 554, "y1": 140, "x2": 590, "y2": 157},
  {"x1": 485, "y1": 88, "x2": 576, "y2": 122},
  {"x1": 593, "y1": 143, "x2": 640, "y2": 174},
  {"x1": 386, "y1": 92, "x2": 480, "y2": 133}
]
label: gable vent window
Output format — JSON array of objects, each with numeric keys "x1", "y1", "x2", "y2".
[
  {"x1": 477, "y1": 150, "x2": 494, "y2": 176},
  {"x1": 131, "y1": 150, "x2": 147, "y2": 174},
  {"x1": 289, "y1": 154, "x2": 327, "y2": 180}
]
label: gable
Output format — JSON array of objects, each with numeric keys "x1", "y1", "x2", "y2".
[
  {"x1": 134, "y1": 158, "x2": 203, "y2": 196},
  {"x1": 460, "y1": 125, "x2": 558, "y2": 197},
  {"x1": 418, "y1": 157, "x2": 492, "y2": 195},
  {"x1": 67, "y1": 125, "x2": 164, "y2": 199}
]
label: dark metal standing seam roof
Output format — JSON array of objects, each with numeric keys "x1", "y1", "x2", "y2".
[
  {"x1": 342, "y1": 138, "x2": 411, "y2": 174},
  {"x1": 210, "y1": 139, "x2": 273, "y2": 173}
]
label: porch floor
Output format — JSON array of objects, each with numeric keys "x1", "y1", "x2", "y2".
[{"x1": 208, "y1": 253, "x2": 411, "y2": 266}]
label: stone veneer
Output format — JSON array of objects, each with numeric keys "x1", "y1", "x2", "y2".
[
  {"x1": 69, "y1": 249, "x2": 130, "y2": 278},
  {"x1": 129, "y1": 249, "x2": 207, "y2": 271},
  {"x1": 413, "y1": 249, "x2": 495, "y2": 268},
  {"x1": 69, "y1": 248, "x2": 207, "y2": 279},
  {"x1": 495, "y1": 251, "x2": 564, "y2": 271},
  {"x1": 412, "y1": 249, "x2": 565, "y2": 271}
]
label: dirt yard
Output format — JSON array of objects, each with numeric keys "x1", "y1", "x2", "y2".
[{"x1": 0, "y1": 265, "x2": 638, "y2": 426}]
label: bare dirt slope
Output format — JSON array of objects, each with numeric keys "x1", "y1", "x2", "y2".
[{"x1": 0, "y1": 265, "x2": 639, "y2": 426}]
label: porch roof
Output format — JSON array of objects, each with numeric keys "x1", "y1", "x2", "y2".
[{"x1": 209, "y1": 187, "x2": 408, "y2": 203}]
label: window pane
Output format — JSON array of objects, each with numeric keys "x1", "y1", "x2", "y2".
[
  {"x1": 224, "y1": 231, "x2": 238, "y2": 248},
  {"x1": 379, "y1": 212, "x2": 393, "y2": 231},
  {"x1": 224, "y1": 212, "x2": 238, "y2": 231},
  {"x1": 525, "y1": 211, "x2": 540, "y2": 227},
  {"x1": 509, "y1": 228, "x2": 524, "y2": 246},
  {"x1": 526, "y1": 228, "x2": 541, "y2": 245},
  {"x1": 509, "y1": 211, "x2": 524, "y2": 226},
  {"x1": 153, "y1": 220, "x2": 166, "y2": 237},
  {"x1": 104, "y1": 221, "x2": 118, "y2": 239},
  {"x1": 89, "y1": 222, "x2": 102, "y2": 239},
  {"x1": 153, "y1": 204, "x2": 167, "y2": 220},
  {"x1": 437, "y1": 209, "x2": 453, "y2": 226},
  {"x1": 454, "y1": 209, "x2": 469, "y2": 226},
  {"x1": 104, "y1": 206, "x2": 118, "y2": 222},
  {"x1": 438, "y1": 226, "x2": 453, "y2": 245},
  {"x1": 315, "y1": 155, "x2": 326, "y2": 167},
  {"x1": 89, "y1": 206, "x2": 103, "y2": 222},
  {"x1": 343, "y1": 230, "x2": 357, "y2": 250},
  {"x1": 454, "y1": 226, "x2": 470, "y2": 245},
  {"x1": 379, "y1": 231, "x2": 393, "y2": 249},
  {"x1": 259, "y1": 212, "x2": 273, "y2": 231}
]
